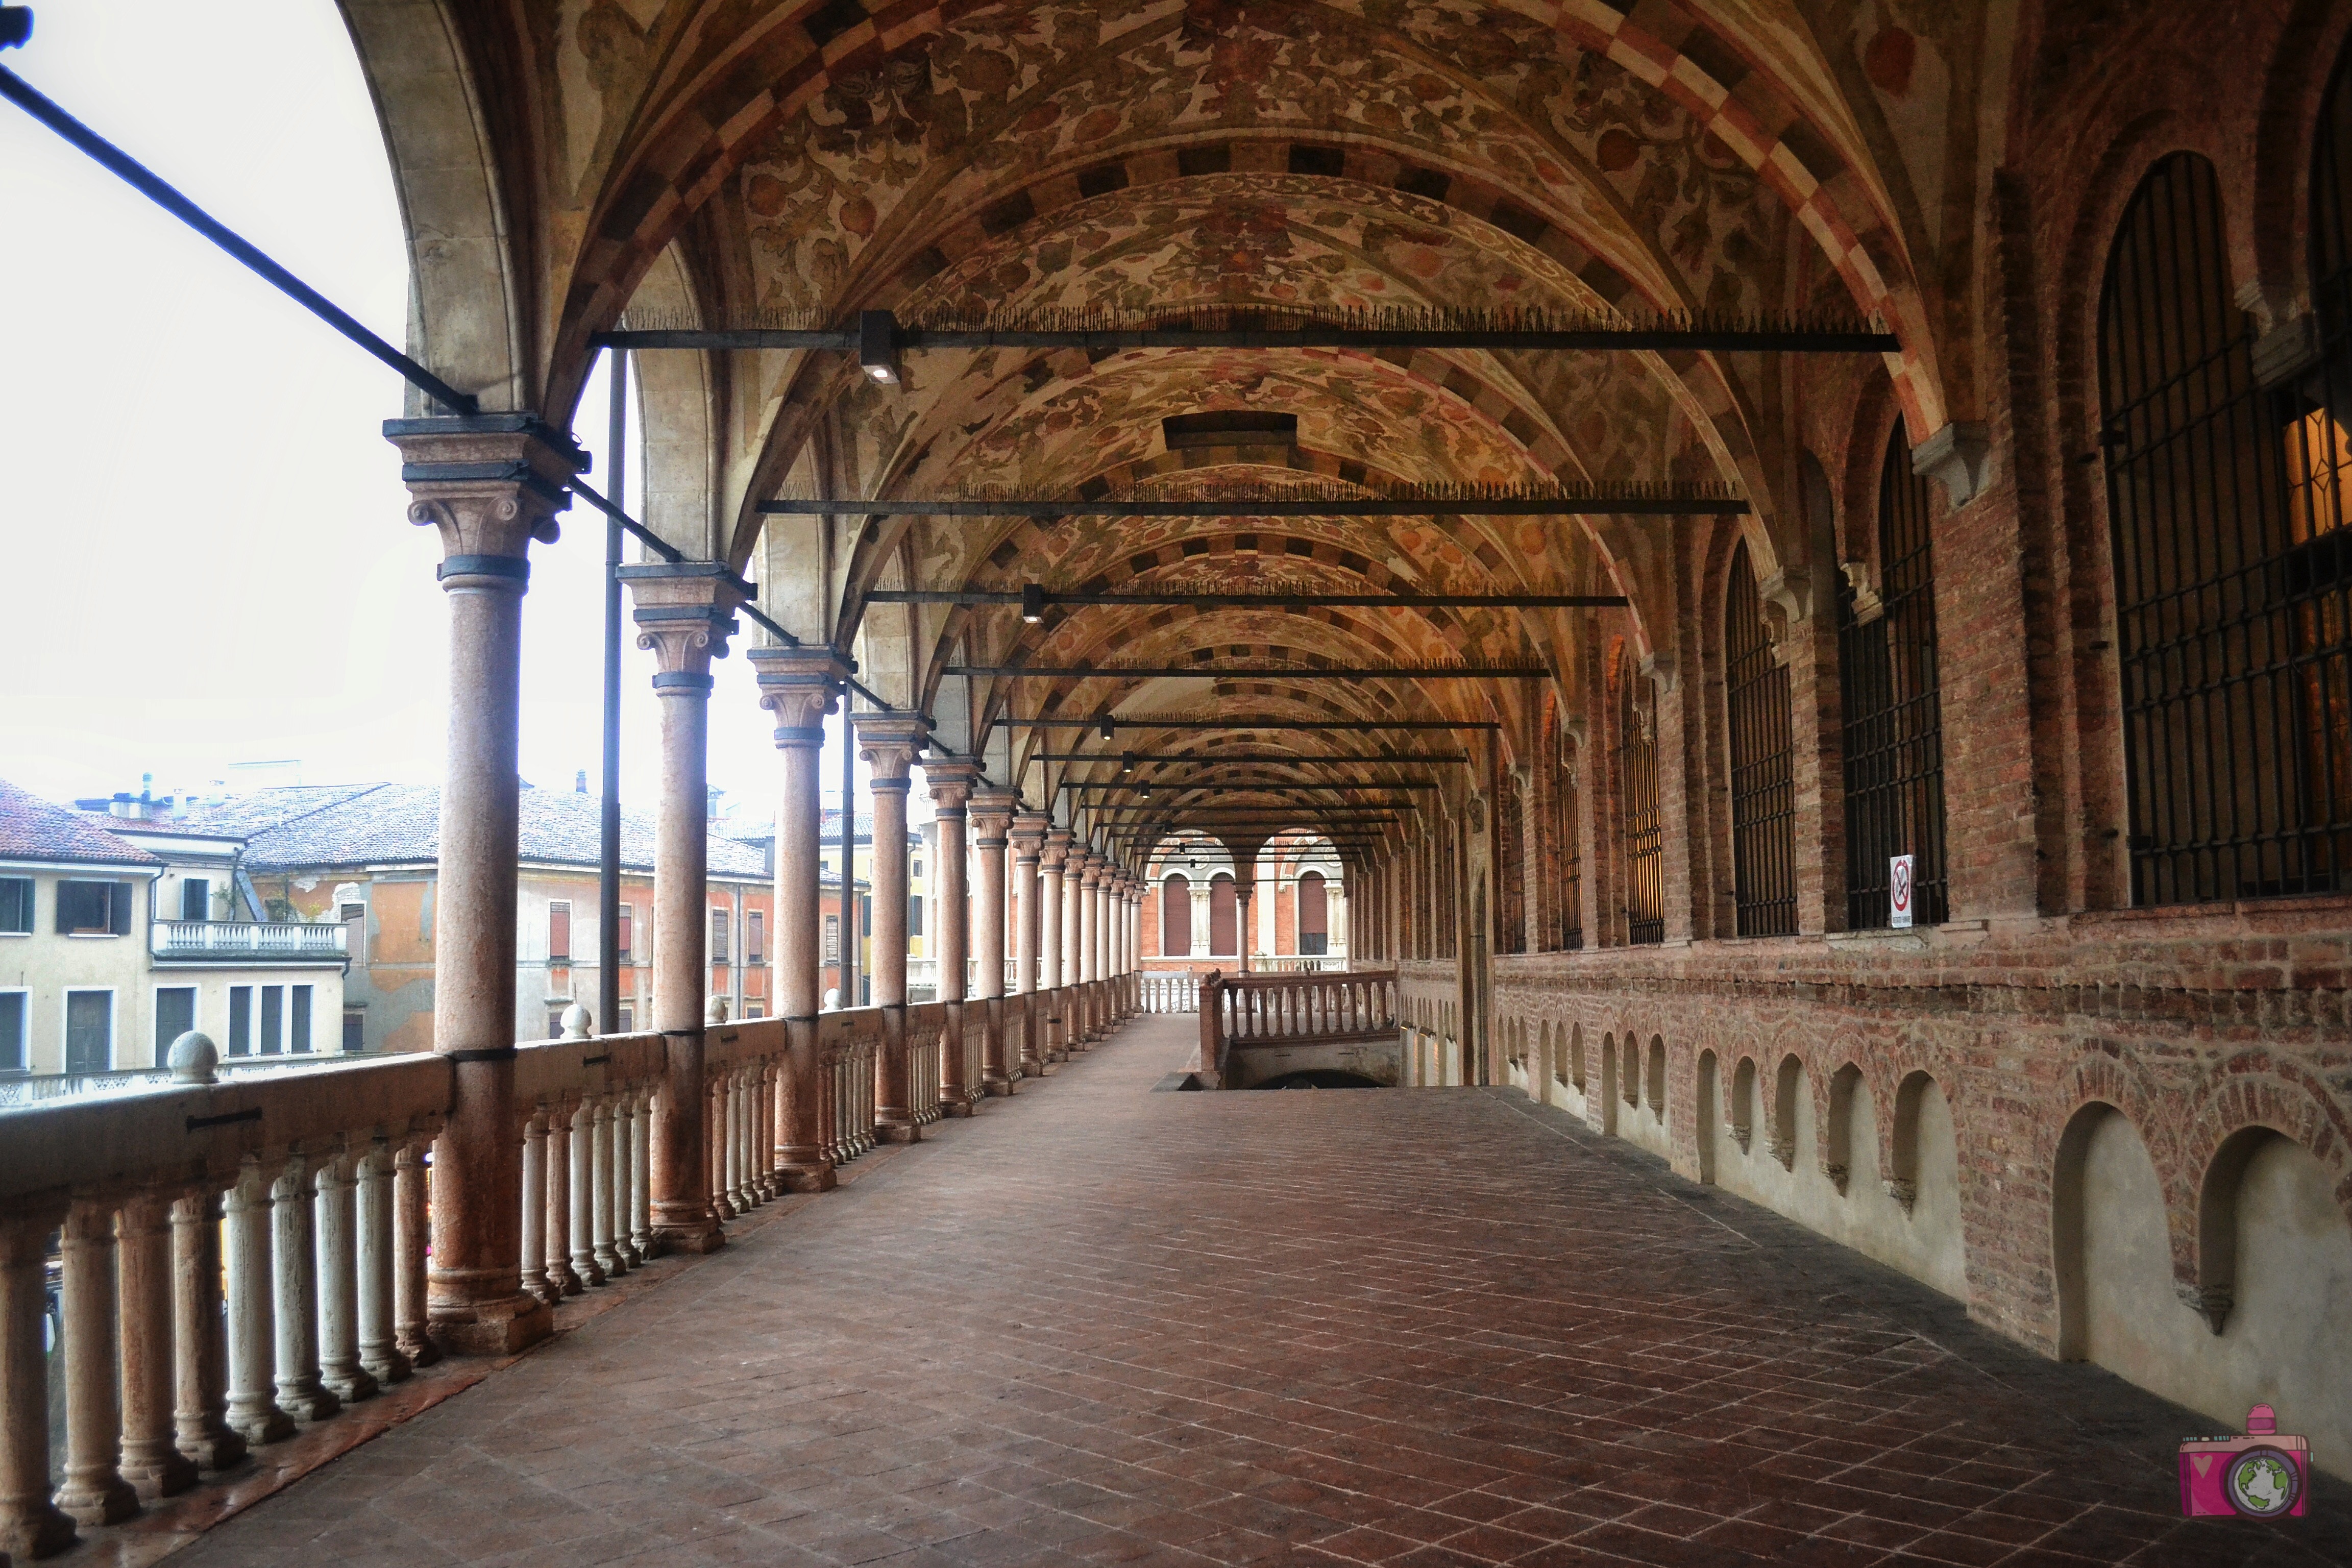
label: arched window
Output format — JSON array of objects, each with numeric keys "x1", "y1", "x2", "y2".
[
  {"x1": 1840, "y1": 420, "x2": 1949, "y2": 927},
  {"x1": 1619, "y1": 651, "x2": 1663, "y2": 944},
  {"x1": 1298, "y1": 871, "x2": 1328, "y2": 954},
  {"x1": 1161, "y1": 873, "x2": 1191, "y2": 957},
  {"x1": 1209, "y1": 872, "x2": 1237, "y2": 955},
  {"x1": 1725, "y1": 540, "x2": 1797, "y2": 935},
  {"x1": 2100, "y1": 145, "x2": 2352, "y2": 901}
]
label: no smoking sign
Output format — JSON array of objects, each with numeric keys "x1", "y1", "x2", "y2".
[{"x1": 1890, "y1": 854, "x2": 1915, "y2": 928}]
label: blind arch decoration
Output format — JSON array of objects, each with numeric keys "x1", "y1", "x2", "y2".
[{"x1": 1209, "y1": 872, "x2": 1237, "y2": 955}]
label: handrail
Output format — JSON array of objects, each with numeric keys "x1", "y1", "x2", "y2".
[{"x1": 1195, "y1": 968, "x2": 1400, "y2": 1086}]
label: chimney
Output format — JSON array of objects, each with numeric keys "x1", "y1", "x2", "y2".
[
  {"x1": 707, "y1": 786, "x2": 723, "y2": 819},
  {"x1": 576, "y1": 769, "x2": 589, "y2": 794}
]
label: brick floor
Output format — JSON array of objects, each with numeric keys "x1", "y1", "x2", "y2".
[{"x1": 165, "y1": 1018, "x2": 2351, "y2": 1568}]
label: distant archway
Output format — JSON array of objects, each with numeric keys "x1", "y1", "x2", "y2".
[{"x1": 1161, "y1": 873, "x2": 1191, "y2": 957}]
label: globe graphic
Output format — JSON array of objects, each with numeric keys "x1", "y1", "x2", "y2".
[{"x1": 2226, "y1": 1450, "x2": 2298, "y2": 1517}]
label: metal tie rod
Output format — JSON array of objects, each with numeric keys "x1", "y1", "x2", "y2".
[
  {"x1": 950, "y1": 665, "x2": 1547, "y2": 679},
  {"x1": 994, "y1": 718, "x2": 1499, "y2": 730},
  {"x1": 1030, "y1": 752, "x2": 1469, "y2": 763},
  {"x1": 872, "y1": 590, "x2": 1629, "y2": 609},
  {"x1": 0, "y1": 59, "x2": 478, "y2": 415},
  {"x1": 763, "y1": 497, "x2": 1739, "y2": 519}
]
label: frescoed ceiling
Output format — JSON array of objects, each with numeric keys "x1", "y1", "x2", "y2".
[{"x1": 359, "y1": 0, "x2": 1974, "y2": 860}]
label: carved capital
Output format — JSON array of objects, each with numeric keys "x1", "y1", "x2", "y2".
[
  {"x1": 967, "y1": 786, "x2": 1019, "y2": 841},
  {"x1": 1758, "y1": 568, "x2": 1811, "y2": 648},
  {"x1": 920, "y1": 756, "x2": 980, "y2": 816},
  {"x1": 2176, "y1": 1280, "x2": 2234, "y2": 1335},
  {"x1": 1841, "y1": 560, "x2": 1885, "y2": 625},
  {"x1": 1911, "y1": 420, "x2": 1992, "y2": 509},
  {"x1": 387, "y1": 415, "x2": 583, "y2": 583},
  {"x1": 853, "y1": 714, "x2": 930, "y2": 784},
  {"x1": 1010, "y1": 810, "x2": 1050, "y2": 859},
  {"x1": 748, "y1": 645, "x2": 850, "y2": 745},
  {"x1": 1040, "y1": 825, "x2": 1073, "y2": 870},
  {"x1": 1079, "y1": 853, "x2": 1105, "y2": 887},
  {"x1": 1638, "y1": 650, "x2": 1678, "y2": 697},
  {"x1": 621, "y1": 564, "x2": 742, "y2": 683},
  {"x1": 2251, "y1": 311, "x2": 2320, "y2": 389}
]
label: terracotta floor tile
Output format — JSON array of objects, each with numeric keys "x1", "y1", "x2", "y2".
[{"x1": 127, "y1": 1020, "x2": 2350, "y2": 1568}]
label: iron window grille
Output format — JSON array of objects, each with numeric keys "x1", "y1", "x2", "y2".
[
  {"x1": 1620, "y1": 654, "x2": 1665, "y2": 944},
  {"x1": 1840, "y1": 420, "x2": 1950, "y2": 928},
  {"x1": 1726, "y1": 541, "x2": 1799, "y2": 935},
  {"x1": 2099, "y1": 128, "x2": 2352, "y2": 902}
]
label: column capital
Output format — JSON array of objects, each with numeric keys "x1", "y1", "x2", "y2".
[
  {"x1": 968, "y1": 787, "x2": 1019, "y2": 841},
  {"x1": 853, "y1": 714, "x2": 931, "y2": 786},
  {"x1": 1010, "y1": 811, "x2": 1049, "y2": 860},
  {"x1": 920, "y1": 756, "x2": 981, "y2": 815},
  {"x1": 749, "y1": 645, "x2": 850, "y2": 741},
  {"x1": 1040, "y1": 827, "x2": 1072, "y2": 871},
  {"x1": 620, "y1": 564, "x2": 743, "y2": 682},
  {"x1": 1079, "y1": 853, "x2": 1105, "y2": 887},
  {"x1": 387, "y1": 415, "x2": 583, "y2": 584}
]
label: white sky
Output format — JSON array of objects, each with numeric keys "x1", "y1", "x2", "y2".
[{"x1": 0, "y1": 2, "x2": 886, "y2": 824}]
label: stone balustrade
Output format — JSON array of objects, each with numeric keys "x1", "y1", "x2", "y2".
[
  {"x1": 1196, "y1": 970, "x2": 1400, "y2": 1089},
  {"x1": 0, "y1": 974, "x2": 1139, "y2": 1560}
]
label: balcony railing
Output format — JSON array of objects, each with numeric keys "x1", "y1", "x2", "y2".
[{"x1": 150, "y1": 919, "x2": 349, "y2": 960}]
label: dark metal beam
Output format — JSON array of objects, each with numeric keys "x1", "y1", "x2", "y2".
[
  {"x1": 870, "y1": 590, "x2": 1628, "y2": 610},
  {"x1": 0, "y1": 64, "x2": 481, "y2": 416},
  {"x1": 763, "y1": 495, "x2": 1737, "y2": 519},
  {"x1": 993, "y1": 718, "x2": 1500, "y2": 731},
  {"x1": 950, "y1": 665, "x2": 1545, "y2": 679},
  {"x1": 1029, "y1": 751, "x2": 1469, "y2": 763},
  {"x1": 595, "y1": 314, "x2": 1898, "y2": 355}
]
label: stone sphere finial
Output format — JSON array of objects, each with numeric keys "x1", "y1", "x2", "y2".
[
  {"x1": 168, "y1": 1031, "x2": 219, "y2": 1085},
  {"x1": 560, "y1": 1003, "x2": 593, "y2": 1041},
  {"x1": 705, "y1": 996, "x2": 729, "y2": 1024}
]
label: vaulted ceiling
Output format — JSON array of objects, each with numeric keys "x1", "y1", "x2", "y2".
[{"x1": 351, "y1": 0, "x2": 1989, "y2": 865}]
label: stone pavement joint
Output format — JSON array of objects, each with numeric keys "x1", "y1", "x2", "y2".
[{"x1": 165, "y1": 1017, "x2": 2352, "y2": 1568}]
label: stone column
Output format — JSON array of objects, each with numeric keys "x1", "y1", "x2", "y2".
[
  {"x1": 620, "y1": 561, "x2": 743, "y2": 1254},
  {"x1": 857, "y1": 714, "x2": 929, "y2": 1142},
  {"x1": 922, "y1": 758, "x2": 979, "y2": 1116},
  {"x1": 387, "y1": 413, "x2": 579, "y2": 1356},
  {"x1": 751, "y1": 646, "x2": 852, "y2": 1189},
  {"x1": 1, "y1": 1211, "x2": 75, "y2": 1558},
  {"x1": 1061, "y1": 838, "x2": 1084, "y2": 1044},
  {"x1": 271, "y1": 1156, "x2": 338, "y2": 1423},
  {"x1": 1010, "y1": 810, "x2": 1048, "y2": 1077},
  {"x1": 354, "y1": 1146, "x2": 408, "y2": 1386},
  {"x1": 968, "y1": 788, "x2": 1017, "y2": 1094},
  {"x1": 1040, "y1": 829, "x2": 1069, "y2": 1060}
]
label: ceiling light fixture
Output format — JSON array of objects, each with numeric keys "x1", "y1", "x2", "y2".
[
  {"x1": 1021, "y1": 584, "x2": 1045, "y2": 622},
  {"x1": 857, "y1": 309, "x2": 899, "y2": 384}
]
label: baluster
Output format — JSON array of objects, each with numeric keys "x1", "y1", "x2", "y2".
[
  {"x1": 56, "y1": 1201, "x2": 138, "y2": 1525},
  {"x1": 731, "y1": 1071, "x2": 752, "y2": 1211},
  {"x1": 629, "y1": 1090, "x2": 654, "y2": 1263},
  {"x1": 393, "y1": 1141, "x2": 438, "y2": 1368},
  {"x1": 569, "y1": 1101, "x2": 604, "y2": 1284},
  {"x1": 116, "y1": 1194, "x2": 195, "y2": 1499},
  {"x1": 544, "y1": 1104, "x2": 578, "y2": 1296},
  {"x1": 611, "y1": 1091, "x2": 640, "y2": 1259},
  {"x1": 355, "y1": 1146, "x2": 408, "y2": 1386},
  {"x1": 520, "y1": 1112, "x2": 552, "y2": 1304},
  {"x1": 223, "y1": 1162, "x2": 293, "y2": 1444},
  {"x1": 271, "y1": 1156, "x2": 337, "y2": 1422},
  {"x1": 169, "y1": 1189, "x2": 244, "y2": 1471},
  {"x1": 593, "y1": 1097, "x2": 622, "y2": 1276},
  {"x1": 313, "y1": 1149, "x2": 376, "y2": 1404},
  {"x1": 1, "y1": 1211, "x2": 75, "y2": 1557},
  {"x1": 756, "y1": 1065, "x2": 779, "y2": 1193}
]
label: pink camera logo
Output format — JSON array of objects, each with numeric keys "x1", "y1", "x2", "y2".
[{"x1": 2178, "y1": 1405, "x2": 2309, "y2": 1518}]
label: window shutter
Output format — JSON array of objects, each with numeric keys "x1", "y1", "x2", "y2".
[
  {"x1": 747, "y1": 911, "x2": 764, "y2": 963},
  {"x1": 111, "y1": 883, "x2": 133, "y2": 937},
  {"x1": 617, "y1": 904, "x2": 632, "y2": 961},
  {"x1": 549, "y1": 901, "x2": 571, "y2": 961}
]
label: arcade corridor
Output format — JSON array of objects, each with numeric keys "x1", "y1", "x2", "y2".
[{"x1": 165, "y1": 1019, "x2": 2349, "y2": 1568}]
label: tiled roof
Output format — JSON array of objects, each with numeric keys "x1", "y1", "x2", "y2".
[
  {"x1": 223, "y1": 785, "x2": 770, "y2": 880},
  {"x1": 817, "y1": 808, "x2": 923, "y2": 845},
  {"x1": 166, "y1": 783, "x2": 387, "y2": 838},
  {"x1": 0, "y1": 778, "x2": 161, "y2": 867}
]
